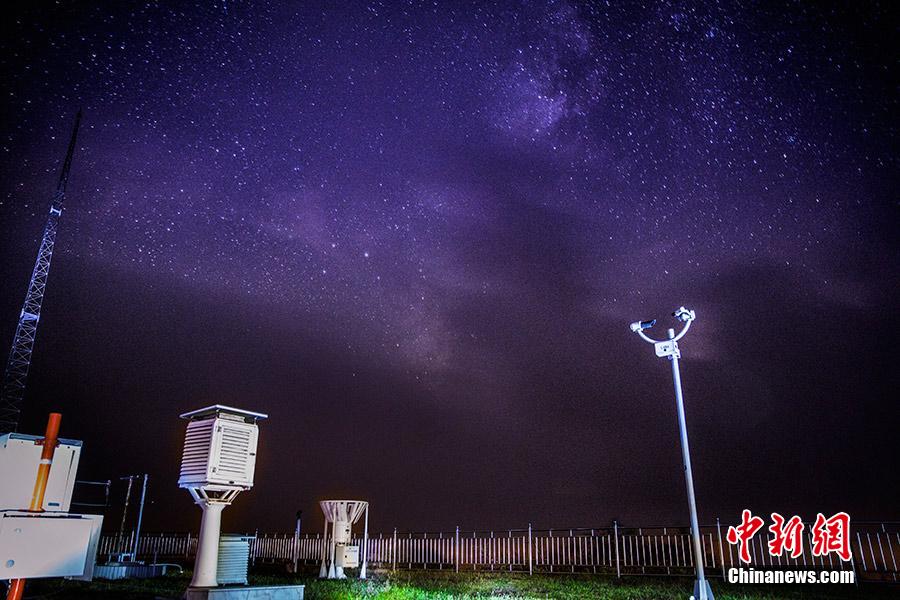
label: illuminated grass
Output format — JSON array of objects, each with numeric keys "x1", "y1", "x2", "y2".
[{"x1": 27, "y1": 569, "x2": 892, "y2": 599}]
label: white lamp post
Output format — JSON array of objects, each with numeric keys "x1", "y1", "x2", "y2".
[{"x1": 630, "y1": 307, "x2": 713, "y2": 600}]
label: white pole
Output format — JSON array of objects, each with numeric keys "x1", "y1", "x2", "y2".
[
  {"x1": 132, "y1": 474, "x2": 148, "y2": 559},
  {"x1": 455, "y1": 526, "x2": 459, "y2": 573},
  {"x1": 528, "y1": 524, "x2": 533, "y2": 576},
  {"x1": 393, "y1": 527, "x2": 398, "y2": 571},
  {"x1": 319, "y1": 518, "x2": 329, "y2": 578},
  {"x1": 614, "y1": 520, "x2": 620, "y2": 578},
  {"x1": 360, "y1": 505, "x2": 369, "y2": 579},
  {"x1": 191, "y1": 502, "x2": 225, "y2": 588},
  {"x1": 293, "y1": 511, "x2": 301, "y2": 574},
  {"x1": 328, "y1": 520, "x2": 338, "y2": 578},
  {"x1": 669, "y1": 327, "x2": 710, "y2": 600}
]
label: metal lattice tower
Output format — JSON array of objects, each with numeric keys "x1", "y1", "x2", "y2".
[{"x1": 0, "y1": 110, "x2": 82, "y2": 433}]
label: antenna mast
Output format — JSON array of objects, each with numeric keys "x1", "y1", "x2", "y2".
[{"x1": 0, "y1": 110, "x2": 82, "y2": 433}]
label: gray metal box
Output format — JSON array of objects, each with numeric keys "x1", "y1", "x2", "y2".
[{"x1": 217, "y1": 534, "x2": 253, "y2": 585}]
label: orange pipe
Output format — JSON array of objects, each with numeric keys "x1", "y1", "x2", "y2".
[
  {"x1": 6, "y1": 413, "x2": 61, "y2": 600},
  {"x1": 28, "y1": 412, "x2": 61, "y2": 511},
  {"x1": 4, "y1": 582, "x2": 24, "y2": 600}
]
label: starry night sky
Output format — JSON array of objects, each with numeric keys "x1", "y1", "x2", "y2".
[{"x1": 1, "y1": 2, "x2": 897, "y2": 534}]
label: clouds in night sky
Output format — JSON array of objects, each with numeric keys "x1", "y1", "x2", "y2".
[{"x1": 0, "y1": 1, "x2": 897, "y2": 532}]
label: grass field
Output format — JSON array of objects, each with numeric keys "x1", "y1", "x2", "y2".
[{"x1": 24, "y1": 570, "x2": 898, "y2": 599}]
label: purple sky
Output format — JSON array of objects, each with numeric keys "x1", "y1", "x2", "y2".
[{"x1": 1, "y1": 1, "x2": 897, "y2": 534}]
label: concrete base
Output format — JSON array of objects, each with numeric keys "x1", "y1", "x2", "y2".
[{"x1": 185, "y1": 585, "x2": 304, "y2": 600}]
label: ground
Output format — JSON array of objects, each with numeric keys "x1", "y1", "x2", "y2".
[{"x1": 22, "y1": 570, "x2": 899, "y2": 599}]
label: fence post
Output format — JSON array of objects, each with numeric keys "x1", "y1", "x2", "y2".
[
  {"x1": 490, "y1": 530, "x2": 495, "y2": 571},
  {"x1": 455, "y1": 526, "x2": 460, "y2": 573},
  {"x1": 884, "y1": 523, "x2": 898, "y2": 582},
  {"x1": 549, "y1": 529, "x2": 553, "y2": 573},
  {"x1": 638, "y1": 528, "x2": 644, "y2": 574},
  {"x1": 393, "y1": 528, "x2": 398, "y2": 571},
  {"x1": 528, "y1": 523, "x2": 533, "y2": 576},
  {"x1": 716, "y1": 518, "x2": 726, "y2": 579},
  {"x1": 614, "y1": 520, "x2": 621, "y2": 578},
  {"x1": 252, "y1": 529, "x2": 259, "y2": 566},
  {"x1": 570, "y1": 529, "x2": 575, "y2": 573},
  {"x1": 293, "y1": 526, "x2": 299, "y2": 573}
]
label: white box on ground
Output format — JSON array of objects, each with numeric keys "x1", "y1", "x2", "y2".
[
  {"x1": 0, "y1": 511, "x2": 103, "y2": 579},
  {"x1": 0, "y1": 433, "x2": 82, "y2": 511}
]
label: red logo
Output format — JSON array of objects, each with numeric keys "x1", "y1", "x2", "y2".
[
  {"x1": 726, "y1": 510, "x2": 851, "y2": 563},
  {"x1": 811, "y1": 512, "x2": 851, "y2": 561},
  {"x1": 768, "y1": 513, "x2": 805, "y2": 559},
  {"x1": 726, "y1": 509, "x2": 765, "y2": 564}
]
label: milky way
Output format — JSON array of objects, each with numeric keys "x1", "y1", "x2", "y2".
[{"x1": 0, "y1": 2, "x2": 896, "y2": 532}]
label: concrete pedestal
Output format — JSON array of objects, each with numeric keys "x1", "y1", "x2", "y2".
[{"x1": 184, "y1": 585, "x2": 304, "y2": 600}]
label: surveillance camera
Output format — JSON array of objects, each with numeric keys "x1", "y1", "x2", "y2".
[
  {"x1": 630, "y1": 319, "x2": 656, "y2": 332},
  {"x1": 672, "y1": 307, "x2": 695, "y2": 322}
]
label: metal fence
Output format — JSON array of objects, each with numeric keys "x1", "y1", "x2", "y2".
[{"x1": 100, "y1": 520, "x2": 899, "y2": 583}]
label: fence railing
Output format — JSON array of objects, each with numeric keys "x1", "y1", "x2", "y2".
[{"x1": 99, "y1": 520, "x2": 899, "y2": 583}]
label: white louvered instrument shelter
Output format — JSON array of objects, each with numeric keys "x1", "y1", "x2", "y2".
[{"x1": 177, "y1": 405, "x2": 265, "y2": 491}]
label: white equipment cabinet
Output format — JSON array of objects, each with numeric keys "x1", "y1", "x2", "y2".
[
  {"x1": 0, "y1": 433, "x2": 81, "y2": 511},
  {"x1": 319, "y1": 500, "x2": 369, "y2": 579},
  {"x1": 335, "y1": 545, "x2": 359, "y2": 569},
  {"x1": 0, "y1": 511, "x2": 103, "y2": 580}
]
